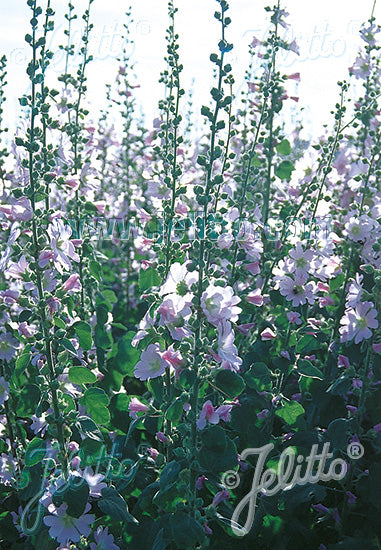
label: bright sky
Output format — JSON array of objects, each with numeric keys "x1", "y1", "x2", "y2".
[{"x1": 0, "y1": 0, "x2": 379, "y2": 139}]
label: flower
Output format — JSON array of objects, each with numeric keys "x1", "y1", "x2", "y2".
[
  {"x1": 128, "y1": 397, "x2": 149, "y2": 419},
  {"x1": 201, "y1": 284, "x2": 241, "y2": 326},
  {"x1": 43, "y1": 503, "x2": 95, "y2": 544},
  {"x1": 212, "y1": 489, "x2": 230, "y2": 506},
  {"x1": 278, "y1": 272, "x2": 316, "y2": 307},
  {"x1": 46, "y1": 219, "x2": 80, "y2": 273},
  {"x1": 260, "y1": 327, "x2": 277, "y2": 341},
  {"x1": 197, "y1": 400, "x2": 219, "y2": 430},
  {"x1": 289, "y1": 243, "x2": 314, "y2": 275},
  {"x1": 196, "y1": 475, "x2": 208, "y2": 490},
  {"x1": 344, "y1": 215, "x2": 374, "y2": 243},
  {"x1": 74, "y1": 467, "x2": 107, "y2": 498},
  {"x1": 246, "y1": 288, "x2": 263, "y2": 307},
  {"x1": 0, "y1": 377, "x2": 9, "y2": 406},
  {"x1": 217, "y1": 320, "x2": 242, "y2": 372},
  {"x1": 157, "y1": 294, "x2": 192, "y2": 341},
  {"x1": 339, "y1": 301, "x2": 379, "y2": 344},
  {"x1": 0, "y1": 332, "x2": 20, "y2": 362},
  {"x1": 159, "y1": 262, "x2": 197, "y2": 297},
  {"x1": 90, "y1": 526, "x2": 120, "y2": 550},
  {"x1": 287, "y1": 311, "x2": 302, "y2": 325},
  {"x1": 156, "y1": 431, "x2": 169, "y2": 443},
  {"x1": 197, "y1": 400, "x2": 232, "y2": 430},
  {"x1": 62, "y1": 274, "x2": 82, "y2": 293},
  {"x1": 134, "y1": 344, "x2": 166, "y2": 381}
]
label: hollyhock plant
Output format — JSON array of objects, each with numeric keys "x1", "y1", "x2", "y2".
[{"x1": 0, "y1": 1, "x2": 379, "y2": 548}]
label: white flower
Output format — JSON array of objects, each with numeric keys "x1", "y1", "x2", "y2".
[
  {"x1": 159, "y1": 262, "x2": 197, "y2": 297},
  {"x1": 217, "y1": 320, "x2": 242, "y2": 371},
  {"x1": 339, "y1": 301, "x2": 378, "y2": 344},
  {"x1": 278, "y1": 272, "x2": 316, "y2": 307},
  {"x1": 201, "y1": 284, "x2": 241, "y2": 326}
]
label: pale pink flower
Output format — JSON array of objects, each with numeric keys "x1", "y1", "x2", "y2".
[
  {"x1": 63, "y1": 274, "x2": 82, "y2": 293},
  {"x1": 246, "y1": 288, "x2": 263, "y2": 307},
  {"x1": 134, "y1": 344, "x2": 166, "y2": 381},
  {"x1": 157, "y1": 294, "x2": 192, "y2": 340},
  {"x1": 43, "y1": 503, "x2": 95, "y2": 544},
  {"x1": 373, "y1": 343, "x2": 381, "y2": 354},
  {"x1": 197, "y1": 400, "x2": 219, "y2": 430},
  {"x1": 201, "y1": 284, "x2": 241, "y2": 326},
  {"x1": 159, "y1": 262, "x2": 197, "y2": 297},
  {"x1": 47, "y1": 219, "x2": 80, "y2": 273},
  {"x1": 344, "y1": 215, "x2": 374, "y2": 242},
  {"x1": 217, "y1": 320, "x2": 242, "y2": 372},
  {"x1": 278, "y1": 272, "x2": 316, "y2": 307},
  {"x1": 289, "y1": 243, "x2": 314, "y2": 275},
  {"x1": 287, "y1": 311, "x2": 302, "y2": 325},
  {"x1": 128, "y1": 397, "x2": 149, "y2": 419},
  {"x1": 245, "y1": 261, "x2": 260, "y2": 275},
  {"x1": 0, "y1": 333, "x2": 20, "y2": 362},
  {"x1": 162, "y1": 345, "x2": 185, "y2": 377},
  {"x1": 340, "y1": 301, "x2": 378, "y2": 344},
  {"x1": 260, "y1": 327, "x2": 277, "y2": 341},
  {"x1": 236, "y1": 322, "x2": 256, "y2": 335}
]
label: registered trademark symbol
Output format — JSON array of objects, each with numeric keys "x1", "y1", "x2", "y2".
[
  {"x1": 347, "y1": 441, "x2": 364, "y2": 459},
  {"x1": 221, "y1": 470, "x2": 241, "y2": 490}
]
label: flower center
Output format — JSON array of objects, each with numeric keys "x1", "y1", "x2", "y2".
[
  {"x1": 61, "y1": 512, "x2": 77, "y2": 528},
  {"x1": 357, "y1": 317, "x2": 368, "y2": 330},
  {"x1": 292, "y1": 285, "x2": 304, "y2": 295}
]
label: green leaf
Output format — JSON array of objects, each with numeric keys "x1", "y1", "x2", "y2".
[
  {"x1": 297, "y1": 359, "x2": 324, "y2": 380},
  {"x1": 53, "y1": 316, "x2": 66, "y2": 329},
  {"x1": 275, "y1": 401, "x2": 305, "y2": 426},
  {"x1": 295, "y1": 334, "x2": 320, "y2": 354},
  {"x1": 139, "y1": 267, "x2": 160, "y2": 292},
  {"x1": 170, "y1": 512, "x2": 205, "y2": 549},
  {"x1": 60, "y1": 337, "x2": 77, "y2": 356},
  {"x1": 18, "y1": 309, "x2": 32, "y2": 322},
  {"x1": 326, "y1": 418, "x2": 348, "y2": 450},
  {"x1": 111, "y1": 332, "x2": 140, "y2": 376},
  {"x1": 329, "y1": 272, "x2": 346, "y2": 292},
  {"x1": 53, "y1": 477, "x2": 89, "y2": 518},
  {"x1": 276, "y1": 139, "x2": 291, "y2": 155},
  {"x1": 159, "y1": 461, "x2": 181, "y2": 489},
  {"x1": 76, "y1": 416, "x2": 103, "y2": 441},
  {"x1": 82, "y1": 388, "x2": 110, "y2": 425},
  {"x1": 99, "y1": 487, "x2": 138, "y2": 523},
  {"x1": 16, "y1": 384, "x2": 41, "y2": 417},
  {"x1": 25, "y1": 438, "x2": 46, "y2": 466},
  {"x1": 275, "y1": 160, "x2": 295, "y2": 181},
  {"x1": 15, "y1": 353, "x2": 31, "y2": 373},
  {"x1": 74, "y1": 321, "x2": 92, "y2": 351},
  {"x1": 214, "y1": 369, "x2": 245, "y2": 398},
  {"x1": 89, "y1": 260, "x2": 102, "y2": 282},
  {"x1": 199, "y1": 426, "x2": 238, "y2": 472},
  {"x1": 244, "y1": 362, "x2": 272, "y2": 392},
  {"x1": 165, "y1": 396, "x2": 186, "y2": 424},
  {"x1": 68, "y1": 366, "x2": 97, "y2": 385}
]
